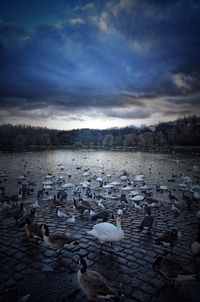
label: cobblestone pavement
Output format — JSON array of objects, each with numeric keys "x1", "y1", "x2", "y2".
[{"x1": 0, "y1": 188, "x2": 200, "y2": 302}]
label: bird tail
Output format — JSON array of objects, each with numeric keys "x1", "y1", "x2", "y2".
[
  {"x1": 138, "y1": 225, "x2": 143, "y2": 231},
  {"x1": 111, "y1": 297, "x2": 121, "y2": 302},
  {"x1": 111, "y1": 292, "x2": 124, "y2": 302}
]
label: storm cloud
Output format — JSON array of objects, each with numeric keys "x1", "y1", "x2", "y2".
[{"x1": 0, "y1": 0, "x2": 200, "y2": 129}]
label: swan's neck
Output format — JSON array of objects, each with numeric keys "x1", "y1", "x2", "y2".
[{"x1": 116, "y1": 217, "x2": 121, "y2": 230}]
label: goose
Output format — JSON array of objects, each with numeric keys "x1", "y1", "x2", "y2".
[
  {"x1": 91, "y1": 210, "x2": 114, "y2": 222},
  {"x1": 138, "y1": 215, "x2": 155, "y2": 234},
  {"x1": 190, "y1": 223, "x2": 200, "y2": 262},
  {"x1": 77, "y1": 256, "x2": 120, "y2": 302},
  {"x1": 21, "y1": 218, "x2": 43, "y2": 240},
  {"x1": 51, "y1": 195, "x2": 62, "y2": 208},
  {"x1": 143, "y1": 204, "x2": 152, "y2": 216},
  {"x1": 7, "y1": 202, "x2": 26, "y2": 224},
  {"x1": 20, "y1": 208, "x2": 37, "y2": 224},
  {"x1": 196, "y1": 210, "x2": 200, "y2": 220},
  {"x1": 153, "y1": 255, "x2": 198, "y2": 286},
  {"x1": 87, "y1": 209, "x2": 124, "y2": 247},
  {"x1": 41, "y1": 224, "x2": 79, "y2": 254},
  {"x1": 168, "y1": 191, "x2": 178, "y2": 202},
  {"x1": 182, "y1": 192, "x2": 193, "y2": 208},
  {"x1": 155, "y1": 229, "x2": 181, "y2": 254},
  {"x1": 73, "y1": 199, "x2": 90, "y2": 215}
]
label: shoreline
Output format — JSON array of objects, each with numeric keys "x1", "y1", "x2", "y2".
[{"x1": 1, "y1": 145, "x2": 200, "y2": 154}]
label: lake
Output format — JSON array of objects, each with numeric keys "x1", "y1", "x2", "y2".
[{"x1": 0, "y1": 149, "x2": 199, "y2": 196}]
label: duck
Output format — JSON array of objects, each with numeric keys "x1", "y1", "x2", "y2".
[
  {"x1": 138, "y1": 215, "x2": 155, "y2": 234},
  {"x1": 21, "y1": 218, "x2": 43, "y2": 240},
  {"x1": 153, "y1": 255, "x2": 198, "y2": 286},
  {"x1": 155, "y1": 229, "x2": 181, "y2": 254},
  {"x1": 87, "y1": 209, "x2": 124, "y2": 247},
  {"x1": 41, "y1": 224, "x2": 79, "y2": 254},
  {"x1": 77, "y1": 256, "x2": 120, "y2": 301},
  {"x1": 190, "y1": 223, "x2": 200, "y2": 262}
]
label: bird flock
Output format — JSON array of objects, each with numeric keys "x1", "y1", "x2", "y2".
[{"x1": 0, "y1": 157, "x2": 200, "y2": 301}]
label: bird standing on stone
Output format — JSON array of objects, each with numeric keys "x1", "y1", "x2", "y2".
[
  {"x1": 155, "y1": 229, "x2": 181, "y2": 254},
  {"x1": 138, "y1": 215, "x2": 155, "y2": 234},
  {"x1": 190, "y1": 223, "x2": 200, "y2": 262},
  {"x1": 87, "y1": 209, "x2": 124, "y2": 249},
  {"x1": 77, "y1": 256, "x2": 120, "y2": 301},
  {"x1": 153, "y1": 255, "x2": 198, "y2": 286},
  {"x1": 41, "y1": 224, "x2": 79, "y2": 254}
]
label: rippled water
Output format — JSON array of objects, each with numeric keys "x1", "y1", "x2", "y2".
[{"x1": 0, "y1": 150, "x2": 199, "y2": 195}]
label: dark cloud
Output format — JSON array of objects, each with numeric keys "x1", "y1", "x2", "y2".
[{"x1": 0, "y1": 0, "x2": 199, "y2": 128}]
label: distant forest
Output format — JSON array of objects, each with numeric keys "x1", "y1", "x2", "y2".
[{"x1": 0, "y1": 115, "x2": 200, "y2": 152}]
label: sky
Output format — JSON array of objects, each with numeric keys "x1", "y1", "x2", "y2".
[{"x1": 0, "y1": 0, "x2": 200, "y2": 130}]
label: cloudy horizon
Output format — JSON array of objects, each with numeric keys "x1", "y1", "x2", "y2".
[{"x1": 0, "y1": 0, "x2": 200, "y2": 130}]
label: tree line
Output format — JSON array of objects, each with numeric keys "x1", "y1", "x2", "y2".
[{"x1": 0, "y1": 115, "x2": 199, "y2": 151}]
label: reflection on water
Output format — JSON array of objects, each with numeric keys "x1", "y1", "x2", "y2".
[{"x1": 0, "y1": 150, "x2": 199, "y2": 195}]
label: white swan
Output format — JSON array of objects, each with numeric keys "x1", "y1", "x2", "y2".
[{"x1": 86, "y1": 209, "x2": 124, "y2": 244}]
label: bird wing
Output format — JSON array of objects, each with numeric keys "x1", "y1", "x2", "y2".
[
  {"x1": 140, "y1": 216, "x2": 154, "y2": 228},
  {"x1": 80, "y1": 271, "x2": 113, "y2": 298},
  {"x1": 49, "y1": 233, "x2": 72, "y2": 246},
  {"x1": 93, "y1": 222, "x2": 117, "y2": 235},
  {"x1": 161, "y1": 257, "x2": 189, "y2": 278},
  {"x1": 30, "y1": 224, "x2": 43, "y2": 238},
  {"x1": 157, "y1": 231, "x2": 173, "y2": 243}
]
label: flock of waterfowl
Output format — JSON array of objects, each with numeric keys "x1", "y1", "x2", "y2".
[{"x1": 0, "y1": 158, "x2": 200, "y2": 301}]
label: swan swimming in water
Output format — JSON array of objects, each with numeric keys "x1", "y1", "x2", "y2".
[{"x1": 86, "y1": 209, "x2": 124, "y2": 246}]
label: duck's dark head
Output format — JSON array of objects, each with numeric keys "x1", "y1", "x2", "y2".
[{"x1": 153, "y1": 256, "x2": 163, "y2": 270}]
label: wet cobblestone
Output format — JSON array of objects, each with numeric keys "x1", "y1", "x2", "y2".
[{"x1": 1, "y1": 171, "x2": 200, "y2": 301}]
